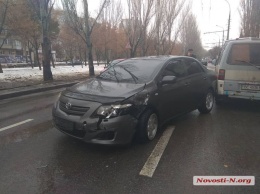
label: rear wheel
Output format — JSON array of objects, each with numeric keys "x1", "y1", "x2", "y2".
[
  {"x1": 198, "y1": 89, "x2": 214, "y2": 114},
  {"x1": 137, "y1": 109, "x2": 158, "y2": 143}
]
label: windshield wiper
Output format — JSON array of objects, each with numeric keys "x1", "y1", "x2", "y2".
[
  {"x1": 235, "y1": 60, "x2": 260, "y2": 70},
  {"x1": 119, "y1": 66, "x2": 139, "y2": 84}
]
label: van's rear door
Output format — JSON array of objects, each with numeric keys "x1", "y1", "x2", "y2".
[{"x1": 224, "y1": 43, "x2": 260, "y2": 96}]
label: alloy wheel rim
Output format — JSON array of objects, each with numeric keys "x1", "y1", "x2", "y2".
[
  {"x1": 147, "y1": 113, "x2": 158, "y2": 140},
  {"x1": 206, "y1": 92, "x2": 214, "y2": 110}
]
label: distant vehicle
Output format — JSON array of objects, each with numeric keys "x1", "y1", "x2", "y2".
[
  {"x1": 201, "y1": 58, "x2": 208, "y2": 66},
  {"x1": 53, "y1": 56, "x2": 217, "y2": 145},
  {"x1": 68, "y1": 59, "x2": 83, "y2": 66},
  {"x1": 215, "y1": 37, "x2": 260, "y2": 102}
]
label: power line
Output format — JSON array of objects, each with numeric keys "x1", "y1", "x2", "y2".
[{"x1": 204, "y1": 30, "x2": 227, "y2": 34}]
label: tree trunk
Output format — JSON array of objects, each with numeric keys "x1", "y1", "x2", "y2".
[
  {"x1": 35, "y1": 45, "x2": 41, "y2": 70},
  {"x1": 41, "y1": 0, "x2": 53, "y2": 81},
  {"x1": 87, "y1": 43, "x2": 94, "y2": 76},
  {"x1": 51, "y1": 51, "x2": 55, "y2": 68},
  {"x1": 84, "y1": 48, "x2": 87, "y2": 66},
  {"x1": 42, "y1": 36, "x2": 53, "y2": 81},
  {"x1": 0, "y1": 63, "x2": 3, "y2": 73},
  {"x1": 28, "y1": 48, "x2": 33, "y2": 68}
]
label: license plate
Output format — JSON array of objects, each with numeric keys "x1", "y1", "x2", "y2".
[
  {"x1": 241, "y1": 84, "x2": 260, "y2": 91},
  {"x1": 54, "y1": 117, "x2": 74, "y2": 131}
]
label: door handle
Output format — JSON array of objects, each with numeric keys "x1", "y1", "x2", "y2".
[
  {"x1": 184, "y1": 82, "x2": 190, "y2": 86},
  {"x1": 203, "y1": 77, "x2": 207, "y2": 80}
]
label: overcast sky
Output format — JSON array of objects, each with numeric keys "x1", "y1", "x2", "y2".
[
  {"x1": 86, "y1": 0, "x2": 241, "y2": 49},
  {"x1": 192, "y1": 0, "x2": 241, "y2": 49}
]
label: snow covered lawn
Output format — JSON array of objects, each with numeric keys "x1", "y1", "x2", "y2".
[{"x1": 0, "y1": 65, "x2": 105, "y2": 89}]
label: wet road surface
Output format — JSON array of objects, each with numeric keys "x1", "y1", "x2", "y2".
[{"x1": 0, "y1": 90, "x2": 259, "y2": 194}]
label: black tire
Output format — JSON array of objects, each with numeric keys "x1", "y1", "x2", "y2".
[
  {"x1": 198, "y1": 89, "x2": 214, "y2": 114},
  {"x1": 137, "y1": 109, "x2": 159, "y2": 143}
]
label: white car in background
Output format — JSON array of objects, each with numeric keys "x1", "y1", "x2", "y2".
[{"x1": 215, "y1": 37, "x2": 260, "y2": 102}]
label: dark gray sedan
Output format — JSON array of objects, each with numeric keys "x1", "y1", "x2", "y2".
[{"x1": 52, "y1": 56, "x2": 217, "y2": 145}]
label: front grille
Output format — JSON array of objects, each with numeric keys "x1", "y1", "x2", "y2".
[
  {"x1": 59, "y1": 101, "x2": 89, "y2": 116},
  {"x1": 54, "y1": 116, "x2": 74, "y2": 131},
  {"x1": 54, "y1": 116, "x2": 86, "y2": 138}
]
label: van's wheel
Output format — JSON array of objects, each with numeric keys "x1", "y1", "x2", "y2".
[
  {"x1": 137, "y1": 109, "x2": 158, "y2": 143},
  {"x1": 198, "y1": 89, "x2": 214, "y2": 114}
]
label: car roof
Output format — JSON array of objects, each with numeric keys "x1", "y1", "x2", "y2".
[
  {"x1": 128, "y1": 55, "x2": 184, "y2": 62},
  {"x1": 225, "y1": 37, "x2": 260, "y2": 44}
]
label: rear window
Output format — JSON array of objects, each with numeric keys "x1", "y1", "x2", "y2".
[{"x1": 227, "y1": 43, "x2": 260, "y2": 65}]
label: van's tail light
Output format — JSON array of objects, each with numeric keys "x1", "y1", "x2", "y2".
[{"x1": 218, "y1": 69, "x2": 225, "y2": 80}]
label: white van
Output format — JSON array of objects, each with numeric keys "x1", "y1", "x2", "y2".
[{"x1": 215, "y1": 37, "x2": 260, "y2": 102}]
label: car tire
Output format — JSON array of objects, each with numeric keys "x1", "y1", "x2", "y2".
[
  {"x1": 137, "y1": 109, "x2": 159, "y2": 143},
  {"x1": 198, "y1": 89, "x2": 214, "y2": 114}
]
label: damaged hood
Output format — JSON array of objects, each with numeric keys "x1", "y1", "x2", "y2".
[{"x1": 64, "y1": 78, "x2": 145, "y2": 103}]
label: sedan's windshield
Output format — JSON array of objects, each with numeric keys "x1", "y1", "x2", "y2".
[{"x1": 97, "y1": 59, "x2": 163, "y2": 84}]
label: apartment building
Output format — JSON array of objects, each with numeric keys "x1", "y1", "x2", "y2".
[{"x1": 0, "y1": 30, "x2": 23, "y2": 56}]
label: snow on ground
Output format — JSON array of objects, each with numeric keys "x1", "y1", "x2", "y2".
[
  {"x1": 0, "y1": 63, "x2": 216, "y2": 89},
  {"x1": 0, "y1": 65, "x2": 105, "y2": 89}
]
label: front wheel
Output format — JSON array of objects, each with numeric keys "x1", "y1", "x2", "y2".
[
  {"x1": 198, "y1": 89, "x2": 214, "y2": 114},
  {"x1": 137, "y1": 109, "x2": 159, "y2": 143}
]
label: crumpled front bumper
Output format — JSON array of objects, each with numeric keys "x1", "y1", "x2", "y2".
[{"x1": 52, "y1": 100, "x2": 138, "y2": 145}]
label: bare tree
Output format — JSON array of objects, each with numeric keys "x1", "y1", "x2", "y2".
[
  {"x1": 180, "y1": 13, "x2": 203, "y2": 58},
  {"x1": 122, "y1": 0, "x2": 155, "y2": 58},
  {"x1": 0, "y1": 0, "x2": 10, "y2": 49},
  {"x1": 239, "y1": 0, "x2": 260, "y2": 38},
  {"x1": 102, "y1": 0, "x2": 123, "y2": 28},
  {"x1": 99, "y1": 0, "x2": 123, "y2": 62},
  {"x1": 0, "y1": 0, "x2": 11, "y2": 73},
  {"x1": 28, "y1": 0, "x2": 55, "y2": 81},
  {"x1": 62, "y1": 0, "x2": 109, "y2": 76},
  {"x1": 165, "y1": 0, "x2": 189, "y2": 54},
  {"x1": 153, "y1": 0, "x2": 189, "y2": 55}
]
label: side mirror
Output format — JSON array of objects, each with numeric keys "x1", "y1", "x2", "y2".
[{"x1": 161, "y1": 76, "x2": 177, "y2": 85}]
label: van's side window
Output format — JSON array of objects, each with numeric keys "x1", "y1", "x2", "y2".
[{"x1": 227, "y1": 43, "x2": 260, "y2": 65}]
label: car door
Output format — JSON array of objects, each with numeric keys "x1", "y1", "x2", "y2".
[
  {"x1": 182, "y1": 58, "x2": 208, "y2": 109},
  {"x1": 157, "y1": 59, "x2": 192, "y2": 121}
]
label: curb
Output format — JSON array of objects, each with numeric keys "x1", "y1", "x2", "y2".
[{"x1": 0, "y1": 82, "x2": 78, "y2": 100}]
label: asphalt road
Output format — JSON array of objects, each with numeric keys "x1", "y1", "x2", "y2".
[{"x1": 0, "y1": 90, "x2": 259, "y2": 194}]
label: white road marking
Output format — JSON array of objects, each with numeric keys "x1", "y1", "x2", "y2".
[
  {"x1": 139, "y1": 126, "x2": 175, "y2": 178},
  {"x1": 0, "y1": 119, "x2": 34, "y2": 132}
]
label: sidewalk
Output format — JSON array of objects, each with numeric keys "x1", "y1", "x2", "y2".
[
  {"x1": 0, "y1": 65, "x2": 105, "y2": 100},
  {"x1": 0, "y1": 80, "x2": 79, "y2": 100}
]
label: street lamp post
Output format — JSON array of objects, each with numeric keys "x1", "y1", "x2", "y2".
[
  {"x1": 224, "y1": 0, "x2": 231, "y2": 40},
  {"x1": 216, "y1": 25, "x2": 225, "y2": 46},
  {"x1": 213, "y1": 33, "x2": 221, "y2": 48}
]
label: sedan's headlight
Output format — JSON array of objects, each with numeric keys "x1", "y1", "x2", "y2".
[{"x1": 96, "y1": 104, "x2": 132, "y2": 118}]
